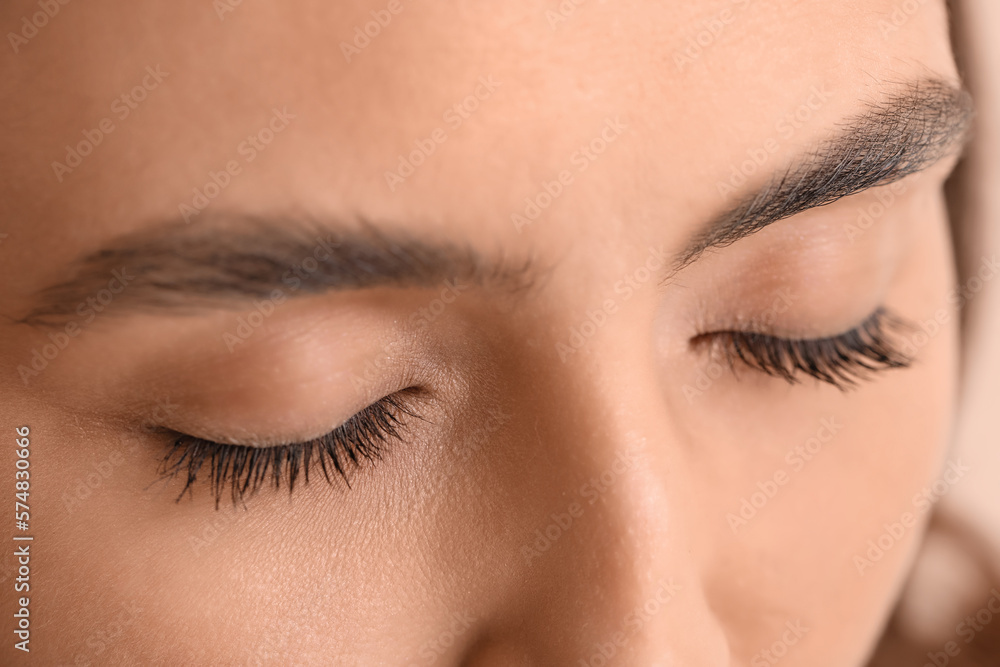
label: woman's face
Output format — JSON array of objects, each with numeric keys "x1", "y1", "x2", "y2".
[{"x1": 0, "y1": 0, "x2": 975, "y2": 664}]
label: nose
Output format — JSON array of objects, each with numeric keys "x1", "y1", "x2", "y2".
[{"x1": 459, "y1": 337, "x2": 733, "y2": 666}]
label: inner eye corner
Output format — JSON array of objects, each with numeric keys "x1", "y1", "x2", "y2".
[{"x1": 687, "y1": 331, "x2": 716, "y2": 353}]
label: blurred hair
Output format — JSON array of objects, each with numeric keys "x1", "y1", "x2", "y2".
[{"x1": 867, "y1": 1, "x2": 1000, "y2": 664}]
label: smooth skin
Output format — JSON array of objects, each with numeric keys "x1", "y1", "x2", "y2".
[{"x1": 0, "y1": 0, "x2": 968, "y2": 664}]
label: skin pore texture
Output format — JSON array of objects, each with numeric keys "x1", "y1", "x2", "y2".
[{"x1": 0, "y1": 0, "x2": 975, "y2": 665}]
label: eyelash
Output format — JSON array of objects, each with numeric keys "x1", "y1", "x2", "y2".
[
  {"x1": 696, "y1": 307, "x2": 914, "y2": 390},
  {"x1": 159, "y1": 309, "x2": 909, "y2": 505},
  {"x1": 158, "y1": 392, "x2": 418, "y2": 508}
]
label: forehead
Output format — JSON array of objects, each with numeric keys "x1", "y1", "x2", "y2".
[{"x1": 0, "y1": 0, "x2": 956, "y2": 259}]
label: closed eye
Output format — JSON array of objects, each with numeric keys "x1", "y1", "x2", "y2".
[
  {"x1": 693, "y1": 307, "x2": 915, "y2": 390},
  {"x1": 157, "y1": 390, "x2": 422, "y2": 508}
]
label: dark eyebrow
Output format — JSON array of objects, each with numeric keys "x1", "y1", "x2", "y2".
[
  {"x1": 18, "y1": 216, "x2": 537, "y2": 327},
  {"x1": 675, "y1": 78, "x2": 975, "y2": 271}
]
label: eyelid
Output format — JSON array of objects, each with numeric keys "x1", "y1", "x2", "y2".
[
  {"x1": 695, "y1": 307, "x2": 915, "y2": 390},
  {"x1": 156, "y1": 390, "x2": 422, "y2": 508}
]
